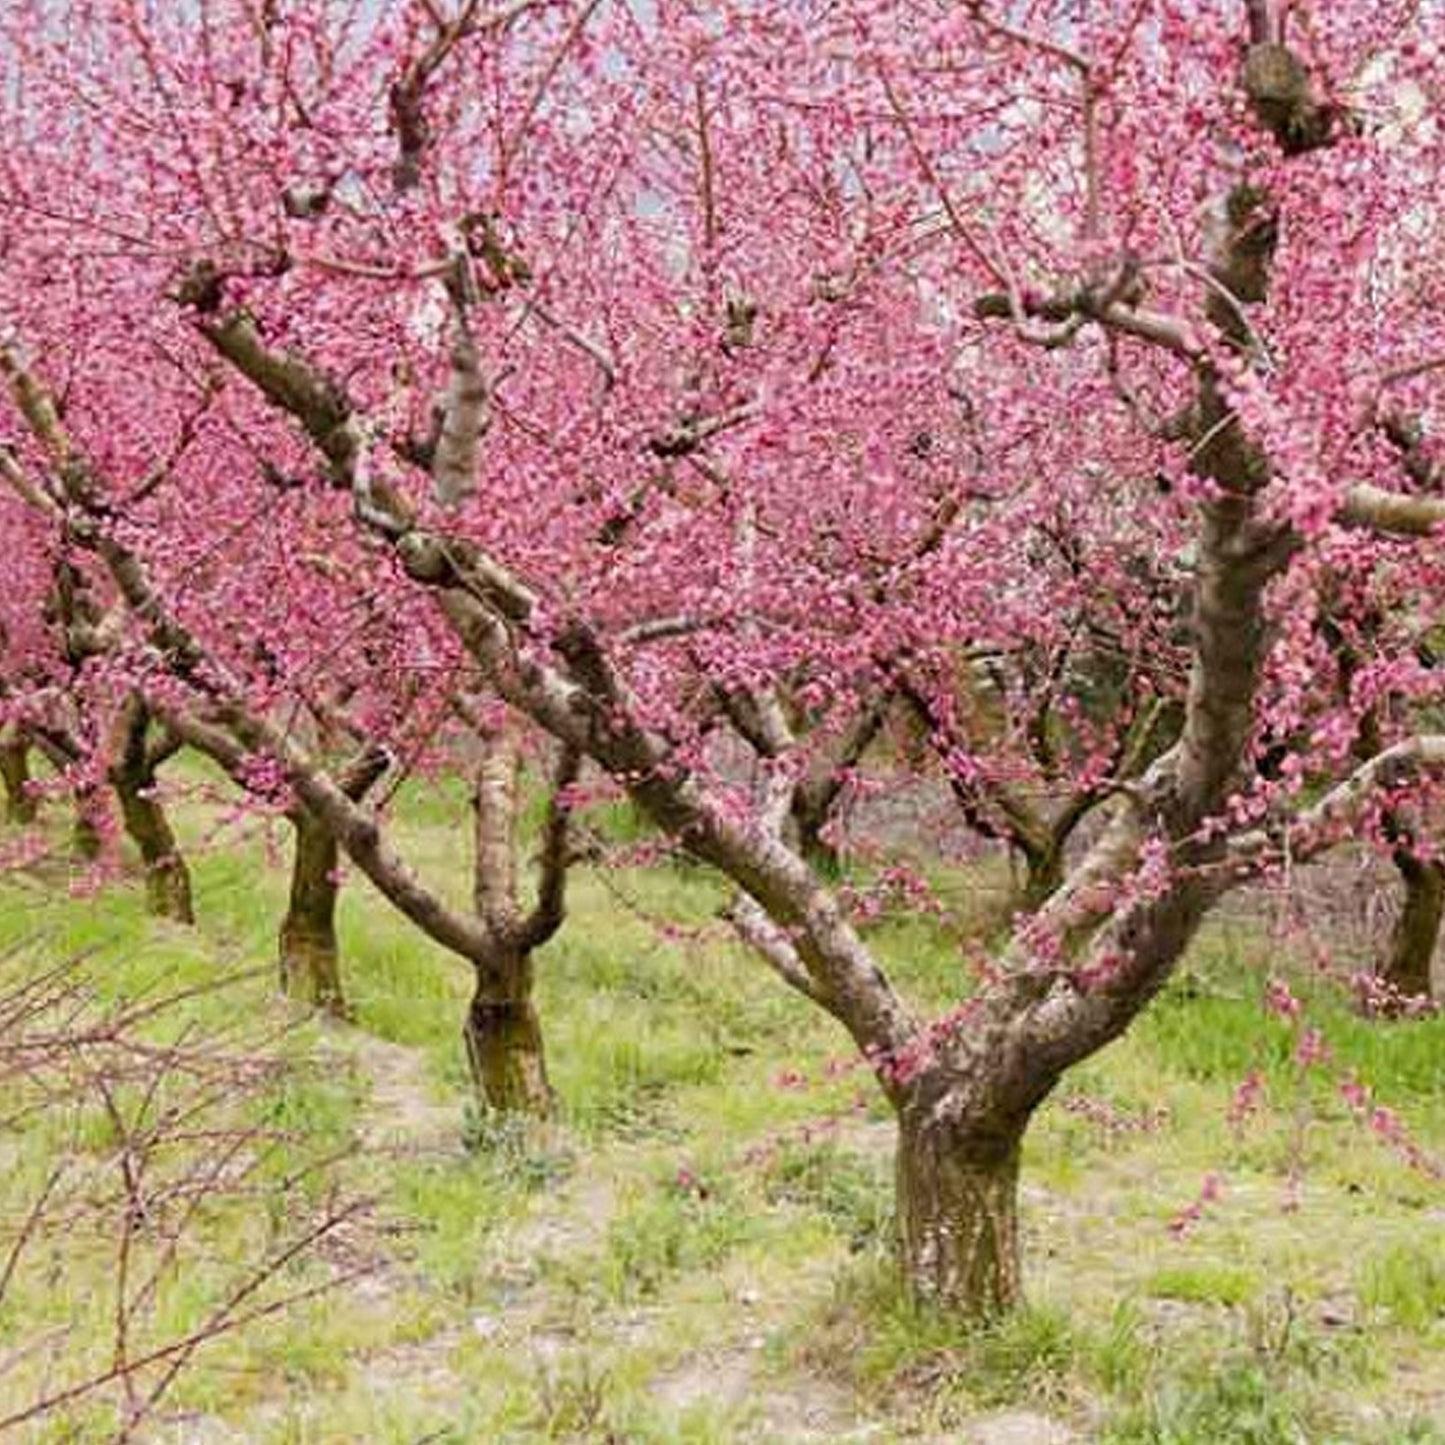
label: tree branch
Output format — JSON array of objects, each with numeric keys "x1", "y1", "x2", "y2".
[
  {"x1": 1338, "y1": 483, "x2": 1445, "y2": 538},
  {"x1": 720, "y1": 895, "x2": 825, "y2": 1005},
  {"x1": 518, "y1": 740, "x2": 581, "y2": 951},
  {"x1": 1222, "y1": 734, "x2": 1445, "y2": 879},
  {"x1": 433, "y1": 300, "x2": 488, "y2": 510},
  {"x1": 183, "y1": 307, "x2": 919, "y2": 1064}
]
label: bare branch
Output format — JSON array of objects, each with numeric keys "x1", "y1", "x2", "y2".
[
  {"x1": 0, "y1": 443, "x2": 63, "y2": 518},
  {"x1": 963, "y1": 0, "x2": 1090, "y2": 74}
]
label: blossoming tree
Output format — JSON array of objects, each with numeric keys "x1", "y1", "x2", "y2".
[{"x1": 4, "y1": 0, "x2": 1445, "y2": 1316}]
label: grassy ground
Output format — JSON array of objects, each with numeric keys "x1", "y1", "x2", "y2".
[{"x1": 2, "y1": 766, "x2": 1444, "y2": 1443}]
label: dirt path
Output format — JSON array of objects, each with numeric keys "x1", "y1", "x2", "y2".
[{"x1": 341, "y1": 1028, "x2": 466, "y2": 1157}]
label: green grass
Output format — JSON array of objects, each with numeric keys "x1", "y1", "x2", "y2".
[
  {"x1": 1146, "y1": 1263, "x2": 1262, "y2": 1308},
  {"x1": 1360, "y1": 1242, "x2": 1445, "y2": 1334},
  {"x1": 2, "y1": 778, "x2": 1444, "y2": 1442}
]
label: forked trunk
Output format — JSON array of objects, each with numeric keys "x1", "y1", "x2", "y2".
[
  {"x1": 1383, "y1": 846, "x2": 1443, "y2": 1001},
  {"x1": 461, "y1": 716, "x2": 567, "y2": 1117},
  {"x1": 278, "y1": 807, "x2": 347, "y2": 1017},
  {"x1": 895, "y1": 1099, "x2": 1025, "y2": 1318},
  {"x1": 114, "y1": 768, "x2": 195, "y2": 924},
  {"x1": 0, "y1": 737, "x2": 36, "y2": 824},
  {"x1": 463, "y1": 953, "x2": 552, "y2": 1115}
]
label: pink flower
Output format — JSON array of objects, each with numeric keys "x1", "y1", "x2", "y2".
[
  {"x1": 1264, "y1": 978, "x2": 1303, "y2": 1022},
  {"x1": 1227, "y1": 1069, "x2": 1265, "y2": 1126}
]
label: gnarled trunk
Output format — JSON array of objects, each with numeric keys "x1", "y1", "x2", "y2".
[
  {"x1": 463, "y1": 953, "x2": 552, "y2": 1116},
  {"x1": 278, "y1": 807, "x2": 347, "y2": 1017},
  {"x1": 895, "y1": 1098, "x2": 1025, "y2": 1317},
  {"x1": 162, "y1": 715, "x2": 385, "y2": 1016},
  {"x1": 1383, "y1": 846, "x2": 1443, "y2": 1000},
  {"x1": 0, "y1": 735, "x2": 36, "y2": 824}
]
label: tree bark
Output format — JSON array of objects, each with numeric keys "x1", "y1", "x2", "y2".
[
  {"x1": 276, "y1": 746, "x2": 388, "y2": 1018},
  {"x1": 895, "y1": 1096, "x2": 1025, "y2": 1317},
  {"x1": 0, "y1": 733, "x2": 36, "y2": 824},
  {"x1": 787, "y1": 693, "x2": 893, "y2": 874},
  {"x1": 463, "y1": 717, "x2": 565, "y2": 1117},
  {"x1": 278, "y1": 807, "x2": 348, "y2": 1017},
  {"x1": 1383, "y1": 846, "x2": 1443, "y2": 1000},
  {"x1": 463, "y1": 952, "x2": 553, "y2": 1116},
  {"x1": 109, "y1": 700, "x2": 194, "y2": 924},
  {"x1": 473, "y1": 714, "x2": 524, "y2": 928},
  {"x1": 113, "y1": 769, "x2": 194, "y2": 922}
]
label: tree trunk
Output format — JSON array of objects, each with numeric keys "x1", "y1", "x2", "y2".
[
  {"x1": 463, "y1": 717, "x2": 557, "y2": 1116},
  {"x1": 113, "y1": 769, "x2": 195, "y2": 923},
  {"x1": 895, "y1": 1100, "x2": 1025, "y2": 1318},
  {"x1": 1383, "y1": 847, "x2": 1443, "y2": 1000},
  {"x1": 278, "y1": 807, "x2": 348, "y2": 1017},
  {"x1": 463, "y1": 954, "x2": 552, "y2": 1116},
  {"x1": 0, "y1": 736, "x2": 36, "y2": 824},
  {"x1": 108, "y1": 697, "x2": 194, "y2": 924}
]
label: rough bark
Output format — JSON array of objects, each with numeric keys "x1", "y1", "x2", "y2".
[
  {"x1": 896, "y1": 1091, "x2": 1025, "y2": 1317},
  {"x1": 145, "y1": 38, "x2": 1352, "y2": 1322},
  {"x1": 1384, "y1": 847, "x2": 1443, "y2": 1000},
  {"x1": 464, "y1": 951, "x2": 552, "y2": 1115},
  {"x1": 71, "y1": 789, "x2": 106, "y2": 863},
  {"x1": 114, "y1": 782, "x2": 193, "y2": 922},
  {"x1": 472, "y1": 714, "x2": 524, "y2": 932},
  {"x1": 0, "y1": 731, "x2": 36, "y2": 824},
  {"x1": 156, "y1": 707, "x2": 386, "y2": 1015},
  {"x1": 789, "y1": 692, "x2": 893, "y2": 871},
  {"x1": 39, "y1": 40, "x2": 1303, "y2": 1316},
  {"x1": 278, "y1": 744, "x2": 389, "y2": 1018},
  {"x1": 899, "y1": 676, "x2": 1110, "y2": 918},
  {"x1": 2, "y1": 318, "x2": 581, "y2": 1119},
  {"x1": 19, "y1": 716, "x2": 105, "y2": 861},
  {"x1": 461, "y1": 718, "x2": 577, "y2": 1116},
  {"x1": 278, "y1": 807, "x2": 348, "y2": 1016},
  {"x1": 1318, "y1": 613, "x2": 1442, "y2": 1007}
]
